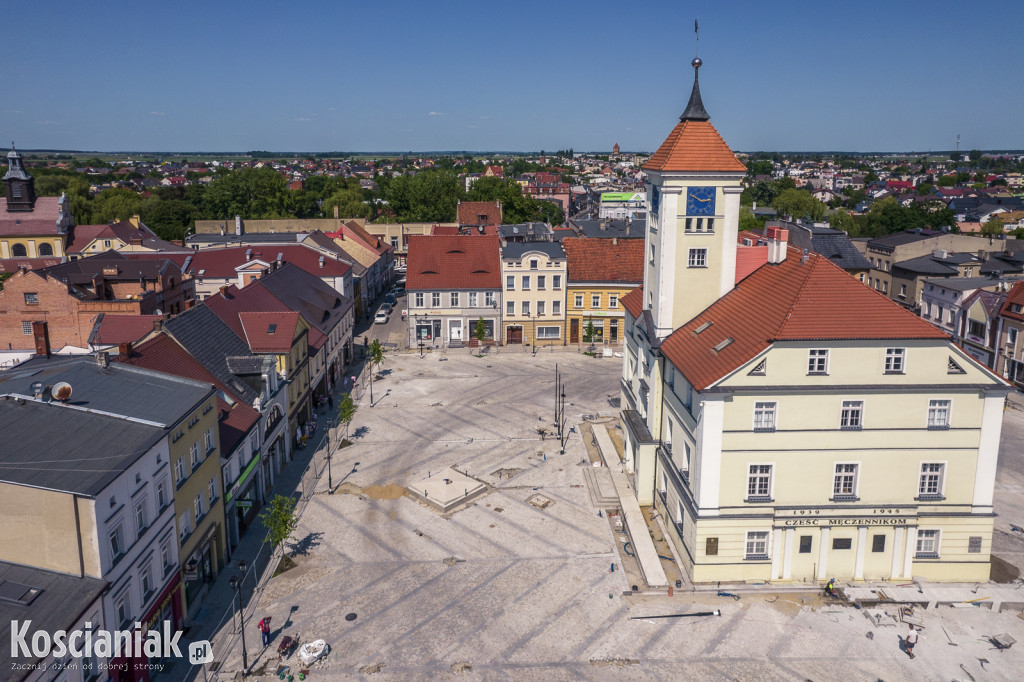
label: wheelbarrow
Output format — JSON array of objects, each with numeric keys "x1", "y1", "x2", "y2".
[
  {"x1": 278, "y1": 634, "x2": 299, "y2": 660},
  {"x1": 990, "y1": 633, "x2": 1016, "y2": 651}
]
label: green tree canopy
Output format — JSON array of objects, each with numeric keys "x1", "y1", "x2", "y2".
[
  {"x1": 982, "y1": 216, "x2": 1005, "y2": 237},
  {"x1": 201, "y1": 167, "x2": 292, "y2": 219},
  {"x1": 772, "y1": 188, "x2": 827, "y2": 222}
]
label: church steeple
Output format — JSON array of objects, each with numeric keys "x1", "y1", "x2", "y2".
[
  {"x1": 680, "y1": 57, "x2": 710, "y2": 122},
  {"x1": 4, "y1": 143, "x2": 36, "y2": 212}
]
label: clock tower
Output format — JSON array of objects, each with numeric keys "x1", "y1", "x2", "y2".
[{"x1": 642, "y1": 57, "x2": 746, "y2": 338}]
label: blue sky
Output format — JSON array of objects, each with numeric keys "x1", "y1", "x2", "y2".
[{"x1": 3, "y1": 0, "x2": 1022, "y2": 153}]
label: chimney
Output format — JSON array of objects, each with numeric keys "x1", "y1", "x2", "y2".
[
  {"x1": 118, "y1": 342, "x2": 133, "y2": 359},
  {"x1": 333, "y1": 205, "x2": 339, "y2": 219},
  {"x1": 152, "y1": 318, "x2": 164, "y2": 334},
  {"x1": 129, "y1": 214, "x2": 140, "y2": 228},
  {"x1": 766, "y1": 225, "x2": 789, "y2": 264},
  {"x1": 600, "y1": 219, "x2": 608, "y2": 230},
  {"x1": 219, "y1": 284, "x2": 230, "y2": 298},
  {"x1": 245, "y1": 248, "x2": 253, "y2": 261},
  {"x1": 276, "y1": 252, "x2": 284, "y2": 268},
  {"x1": 96, "y1": 351, "x2": 109, "y2": 368},
  {"x1": 31, "y1": 321, "x2": 51, "y2": 358},
  {"x1": 235, "y1": 215, "x2": 243, "y2": 236},
  {"x1": 612, "y1": 237, "x2": 618, "y2": 245}
]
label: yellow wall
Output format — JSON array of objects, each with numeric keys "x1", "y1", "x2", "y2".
[
  {"x1": 0, "y1": 237, "x2": 65, "y2": 259},
  {"x1": 0, "y1": 483, "x2": 98, "y2": 577},
  {"x1": 566, "y1": 283, "x2": 637, "y2": 345}
]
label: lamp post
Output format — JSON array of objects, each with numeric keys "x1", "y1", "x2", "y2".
[
  {"x1": 228, "y1": 559, "x2": 249, "y2": 675},
  {"x1": 326, "y1": 417, "x2": 335, "y2": 493}
]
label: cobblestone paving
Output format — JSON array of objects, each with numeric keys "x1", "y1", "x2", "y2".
[{"x1": 210, "y1": 353, "x2": 1024, "y2": 681}]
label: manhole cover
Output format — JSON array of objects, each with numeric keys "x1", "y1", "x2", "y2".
[{"x1": 345, "y1": 612, "x2": 357, "y2": 621}]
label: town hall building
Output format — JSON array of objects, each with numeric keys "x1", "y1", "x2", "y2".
[{"x1": 619, "y1": 57, "x2": 1009, "y2": 585}]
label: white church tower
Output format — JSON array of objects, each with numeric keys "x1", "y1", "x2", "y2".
[{"x1": 643, "y1": 57, "x2": 747, "y2": 338}]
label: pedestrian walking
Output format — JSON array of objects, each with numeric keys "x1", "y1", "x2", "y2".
[
  {"x1": 904, "y1": 624, "x2": 918, "y2": 659},
  {"x1": 328, "y1": 393, "x2": 334, "y2": 409},
  {"x1": 258, "y1": 616, "x2": 271, "y2": 647}
]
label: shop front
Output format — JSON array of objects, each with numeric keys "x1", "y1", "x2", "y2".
[
  {"x1": 225, "y1": 454, "x2": 263, "y2": 550},
  {"x1": 108, "y1": 575, "x2": 184, "y2": 681}
]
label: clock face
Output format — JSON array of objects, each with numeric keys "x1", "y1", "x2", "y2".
[{"x1": 686, "y1": 186, "x2": 716, "y2": 216}]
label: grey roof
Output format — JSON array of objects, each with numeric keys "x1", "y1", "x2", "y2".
[
  {"x1": 225, "y1": 355, "x2": 268, "y2": 375},
  {"x1": 0, "y1": 355, "x2": 213, "y2": 427},
  {"x1": 0, "y1": 397, "x2": 165, "y2": 495},
  {"x1": 0, "y1": 561, "x2": 107, "y2": 670},
  {"x1": 866, "y1": 229, "x2": 946, "y2": 251},
  {"x1": 497, "y1": 222, "x2": 552, "y2": 239},
  {"x1": 569, "y1": 218, "x2": 646, "y2": 239},
  {"x1": 500, "y1": 242, "x2": 566, "y2": 260},
  {"x1": 162, "y1": 304, "x2": 260, "y2": 404},
  {"x1": 258, "y1": 263, "x2": 353, "y2": 335},
  {"x1": 922, "y1": 276, "x2": 1021, "y2": 291},
  {"x1": 186, "y1": 233, "x2": 303, "y2": 247},
  {"x1": 811, "y1": 232, "x2": 873, "y2": 270},
  {"x1": 892, "y1": 252, "x2": 978, "y2": 276}
]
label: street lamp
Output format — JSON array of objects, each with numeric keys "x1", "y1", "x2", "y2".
[
  {"x1": 326, "y1": 417, "x2": 335, "y2": 493},
  {"x1": 228, "y1": 560, "x2": 249, "y2": 675}
]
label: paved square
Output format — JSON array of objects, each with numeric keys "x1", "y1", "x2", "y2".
[{"x1": 215, "y1": 351, "x2": 1024, "y2": 681}]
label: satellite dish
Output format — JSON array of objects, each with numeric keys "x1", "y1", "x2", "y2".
[
  {"x1": 30, "y1": 381, "x2": 44, "y2": 398},
  {"x1": 52, "y1": 382, "x2": 73, "y2": 402}
]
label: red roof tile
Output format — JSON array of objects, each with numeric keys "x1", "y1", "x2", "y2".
[
  {"x1": 91, "y1": 314, "x2": 162, "y2": 345},
  {"x1": 406, "y1": 235, "x2": 501, "y2": 290},
  {"x1": 562, "y1": 238, "x2": 644, "y2": 284},
  {"x1": 621, "y1": 286, "x2": 643, "y2": 319},
  {"x1": 0, "y1": 257, "x2": 62, "y2": 273},
  {"x1": 660, "y1": 249, "x2": 948, "y2": 390},
  {"x1": 457, "y1": 201, "x2": 502, "y2": 227},
  {"x1": 1000, "y1": 281, "x2": 1024, "y2": 322},
  {"x1": 121, "y1": 334, "x2": 259, "y2": 454},
  {"x1": 0, "y1": 197, "x2": 66, "y2": 236},
  {"x1": 185, "y1": 245, "x2": 351, "y2": 279},
  {"x1": 643, "y1": 120, "x2": 747, "y2": 173},
  {"x1": 204, "y1": 283, "x2": 292, "y2": 341},
  {"x1": 735, "y1": 245, "x2": 769, "y2": 283},
  {"x1": 238, "y1": 311, "x2": 300, "y2": 353}
]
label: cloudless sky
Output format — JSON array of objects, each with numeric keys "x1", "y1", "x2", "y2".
[{"x1": 3, "y1": 0, "x2": 1023, "y2": 153}]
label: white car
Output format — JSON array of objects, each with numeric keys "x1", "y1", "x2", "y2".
[{"x1": 374, "y1": 307, "x2": 390, "y2": 324}]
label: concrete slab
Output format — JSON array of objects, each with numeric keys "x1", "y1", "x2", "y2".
[
  {"x1": 593, "y1": 422, "x2": 669, "y2": 588},
  {"x1": 407, "y1": 467, "x2": 488, "y2": 513}
]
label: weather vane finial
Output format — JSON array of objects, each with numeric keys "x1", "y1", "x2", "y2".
[{"x1": 695, "y1": 19, "x2": 699, "y2": 57}]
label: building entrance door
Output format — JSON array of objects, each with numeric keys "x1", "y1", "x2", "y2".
[
  {"x1": 570, "y1": 319, "x2": 579, "y2": 344},
  {"x1": 506, "y1": 326, "x2": 523, "y2": 344},
  {"x1": 449, "y1": 320, "x2": 463, "y2": 341}
]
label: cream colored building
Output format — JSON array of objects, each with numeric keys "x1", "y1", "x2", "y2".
[
  {"x1": 619, "y1": 59, "x2": 1009, "y2": 585},
  {"x1": 499, "y1": 241, "x2": 567, "y2": 346}
]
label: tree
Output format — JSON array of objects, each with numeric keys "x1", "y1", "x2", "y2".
[
  {"x1": 969, "y1": 149, "x2": 983, "y2": 162},
  {"x1": 91, "y1": 188, "x2": 143, "y2": 224},
  {"x1": 336, "y1": 392, "x2": 357, "y2": 444},
  {"x1": 201, "y1": 167, "x2": 292, "y2": 219},
  {"x1": 259, "y1": 494, "x2": 298, "y2": 559},
  {"x1": 475, "y1": 317, "x2": 486, "y2": 346},
  {"x1": 0, "y1": 273, "x2": 11, "y2": 291},
  {"x1": 827, "y1": 209, "x2": 860, "y2": 235},
  {"x1": 583, "y1": 318, "x2": 596, "y2": 348},
  {"x1": 950, "y1": 151, "x2": 962, "y2": 162},
  {"x1": 323, "y1": 186, "x2": 370, "y2": 219},
  {"x1": 772, "y1": 188, "x2": 826, "y2": 222},
  {"x1": 140, "y1": 198, "x2": 196, "y2": 242},
  {"x1": 738, "y1": 207, "x2": 762, "y2": 232},
  {"x1": 368, "y1": 339, "x2": 384, "y2": 405},
  {"x1": 916, "y1": 182, "x2": 934, "y2": 196},
  {"x1": 982, "y1": 216, "x2": 1005, "y2": 237}
]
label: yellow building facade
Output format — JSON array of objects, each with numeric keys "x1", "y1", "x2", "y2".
[
  {"x1": 620, "y1": 58, "x2": 1007, "y2": 586},
  {"x1": 499, "y1": 242, "x2": 567, "y2": 347}
]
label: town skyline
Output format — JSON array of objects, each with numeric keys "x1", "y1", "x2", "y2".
[{"x1": 4, "y1": 0, "x2": 1024, "y2": 153}]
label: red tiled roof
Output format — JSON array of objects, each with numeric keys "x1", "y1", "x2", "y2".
[
  {"x1": 238, "y1": 311, "x2": 300, "y2": 353},
  {"x1": 0, "y1": 197, "x2": 65, "y2": 236},
  {"x1": 735, "y1": 245, "x2": 769, "y2": 283},
  {"x1": 432, "y1": 226, "x2": 460, "y2": 236},
  {"x1": 561, "y1": 237, "x2": 644, "y2": 284},
  {"x1": 457, "y1": 201, "x2": 502, "y2": 227},
  {"x1": 1000, "y1": 281, "x2": 1024, "y2": 322},
  {"x1": 405, "y1": 235, "x2": 500, "y2": 290},
  {"x1": 621, "y1": 286, "x2": 643, "y2": 319},
  {"x1": 643, "y1": 120, "x2": 747, "y2": 173},
  {"x1": 661, "y1": 249, "x2": 949, "y2": 390},
  {"x1": 91, "y1": 314, "x2": 162, "y2": 345},
  {"x1": 185, "y1": 245, "x2": 351, "y2": 279},
  {"x1": 204, "y1": 283, "x2": 292, "y2": 341},
  {"x1": 121, "y1": 334, "x2": 259, "y2": 454}
]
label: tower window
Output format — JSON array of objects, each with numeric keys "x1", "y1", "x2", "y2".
[{"x1": 687, "y1": 248, "x2": 707, "y2": 268}]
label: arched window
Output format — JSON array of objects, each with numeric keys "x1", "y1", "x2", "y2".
[
  {"x1": 11, "y1": 244, "x2": 27, "y2": 257},
  {"x1": 38, "y1": 243, "x2": 54, "y2": 256}
]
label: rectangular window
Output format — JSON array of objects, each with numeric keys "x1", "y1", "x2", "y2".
[
  {"x1": 450, "y1": 292, "x2": 460, "y2": 307},
  {"x1": 798, "y1": 536, "x2": 812, "y2": 554},
  {"x1": 414, "y1": 292, "x2": 424, "y2": 307},
  {"x1": 537, "y1": 326, "x2": 560, "y2": 339},
  {"x1": 918, "y1": 462, "x2": 945, "y2": 497},
  {"x1": 109, "y1": 525, "x2": 125, "y2": 558},
  {"x1": 591, "y1": 294, "x2": 601, "y2": 308},
  {"x1": 744, "y1": 531, "x2": 769, "y2": 559},
  {"x1": 485, "y1": 292, "x2": 495, "y2": 307},
  {"x1": 1009, "y1": 327, "x2": 1018, "y2": 348},
  {"x1": 707, "y1": 218, "x2": 715, "y2": 232},
  {"x1": 175, "y1": 458, "x2": 185, "y2": 485},
  {"x1": 553, "y1": 275, "x2": 562, "y2": 289},
  {"x1": 157, "y1": 481, "x2": 167, "y2": 508},
  {"x1": 746, "y1": 464, "x2": 772, "y2": 500},
  {"x1": 204, "y1": 428, "x2": 215, "y2": 454},
  {"x1": 537, "y1": 301, "x2": 546, "y2": 316},
  {"x1": 832, "y1": 463, "x2": 859, "y2": 499},
  {"x1": 916, "y1": 529, "x2": 940, "y2": 557},
  {"x1": 24, "y1": 292, "x2": 39, "y2": 305},
  {"x1": 431, "y1": 292, "x2": 441, "y2": 307},
  {"x1": 884, "y1": 348, "x2": 905, "y2": 374},
  {"x1": 552, "y1": 300, "x2": 561, "y2": 315},
  {"x1": 116, "y1": 595, "x2": 130, "y2": 627},
  {"x1": 208, "y1": 478, "x2": 216, "y2": 506},
  {"x1": 506, "y1": 275, "x2": 515, "y2": 290},
  {"x1": 840, "y1": 400, "x2": 863, "y2": 430},
  {"x1": 21, "y1": 321, "x2": 31, "y2": 335},
  {"x1": 521, "y1": 301, "x2": 530, "y2": 316},
  {"x1": 685, "y1": 218, "x2": 693, "y2": 232},
  {"x1": 161, "y1": 541, "x2": 171, "y2": 572},
  {"x1": 506, "y1": 301, "x2": 514, "y2": 315},
  {"x1": 753, "y1": 401, "x2": 776, "y2": 431},
  {"x1": 927, "y1": 399, "x2": 951, "y2": 428},
  {"x1": 537, "y1": 275, "x2": 546, "y2": 290},
  {"x1": 807, "y1": 349, "x2": 828, "y2": 374},
  {"x1": 179, "y1": 511, "x2": 190, "y2": 540},
  {"x1": 574, "y1": 294, "x2": 583, "y2": 308},
  {"x1": 141, "y1": 563, "x2": 153, "y2": 597},
  {"x1": 872, "y1": 535, "x2": 886, "y2": 553},
  {"x1": 194, "y1": 494, "x2": 203, "y2": 521},
  {"x1": 469, "y1": 292, "x2": 478, "y2": 307},
  {"x1": 135, "y1": 502, "x2": 147, "y2": 533},
  {"x1": 521, "y1": 276, "x2": 530, "y2": 290},
  {"x1": 390, "y1": 236, "x2": 399, "y2": 249},
  {"x1": 190, "y1": 442, "x2": 201, "y2": 468},
  {"x1": 530, "y1": 259, "x2": 538, "y2": 270},
  {"x1": 649, "y1": 244, "x2": 655, "y2": 264},
  {"x1": 609, "y1": 294, "x2": 618, "y2": 309},
  {"x1": 688, "y1": 248, "x2": 707, "y2": 268}
]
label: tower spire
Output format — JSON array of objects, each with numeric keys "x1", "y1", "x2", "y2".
[{"x1": 680, "y1": 56, "x2": 710, "y2": 122}]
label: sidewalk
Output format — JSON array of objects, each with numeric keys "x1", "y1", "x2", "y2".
[{"x1": 164, "y1": 359, "x2": 363, "y2": 681}]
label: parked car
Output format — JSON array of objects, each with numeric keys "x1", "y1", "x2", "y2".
[
  {"x1": 384, "y1": 293, "x2": 396, "y2": 306},
  {"x1": 374, "y1": 307, "x2": 390, "y2": 324}
]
